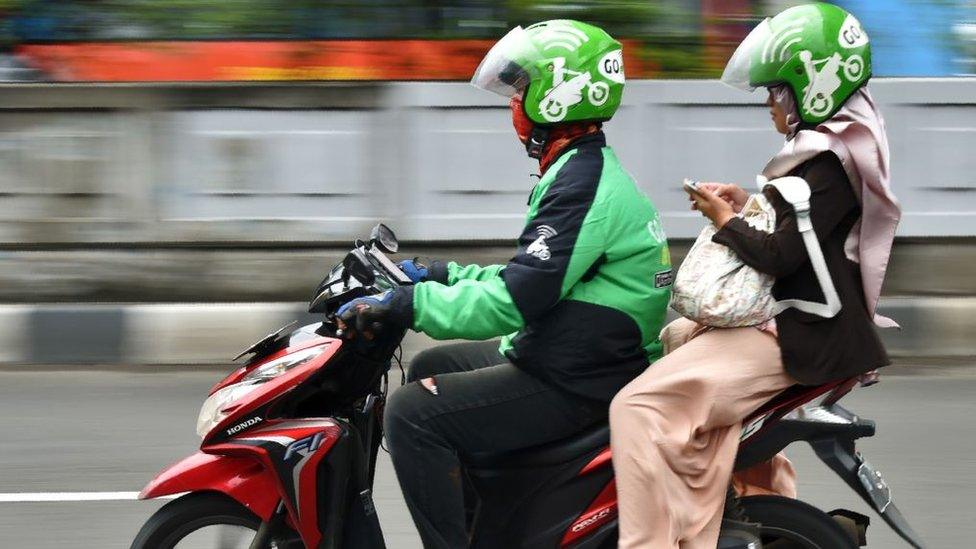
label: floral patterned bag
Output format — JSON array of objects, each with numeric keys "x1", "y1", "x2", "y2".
[{"x1": 670, "y1": 194, "x2": 777, "y2": 327}]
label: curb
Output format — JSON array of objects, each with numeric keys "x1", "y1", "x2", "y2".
[{"x1": 0, "y1": 297, "x2": 971, "y2": 365}]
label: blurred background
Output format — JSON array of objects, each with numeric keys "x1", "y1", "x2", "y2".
[
  {"x1": 0, "y1": 0, "x2": 970, "y2": 361},
  {"x1": 0, "y1": 1, "x2": 974, "y2": 548},
  {"x1": 0, "y1": 0, "x2": 975, "y2": 80}
]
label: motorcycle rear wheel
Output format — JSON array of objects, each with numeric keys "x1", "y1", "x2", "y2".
[
  {"x1": 741, "y1": 495, "x2": 859, "y2": 548},
  {"x1": 130, "y1": 492, "x2": 300, "y2": 549}
]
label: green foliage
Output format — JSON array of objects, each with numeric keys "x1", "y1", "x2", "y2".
[
  {"x1": 103, "y1": 0, "x2": 326, "y2": 38},
  {"x1": 1, "y1": 0, "x2": 724, "y2": 77},
  {"x1": 506, "y1": 0, "x2": 712, "y2": 78},
  {"x1": 505, "y1": 0, "x2": 666, "y2": 36}
]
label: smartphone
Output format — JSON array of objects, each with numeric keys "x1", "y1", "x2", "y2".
[{"x1": 683, "y1": 178, "x2": 703, "y2": 196}]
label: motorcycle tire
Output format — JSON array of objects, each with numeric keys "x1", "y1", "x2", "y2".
[
  {"x1": 741, "y1": 495, "x2": 859, "y2": 548},
  {"x1": 130, "y1": 492, "x2": 299, "y2": 549}
]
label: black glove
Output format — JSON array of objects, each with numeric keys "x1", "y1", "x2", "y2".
[{"x1": 336, "y1": 288, "x2": 413, "y2": 339}]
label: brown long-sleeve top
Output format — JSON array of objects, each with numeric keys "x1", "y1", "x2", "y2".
[{"x1": 712, "y1": 151, "x2": 890, "y2": 385}]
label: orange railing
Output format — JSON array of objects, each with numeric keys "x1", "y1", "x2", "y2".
[{"x1": 17, "y1": 39, "x2": 658, "y2": 82}]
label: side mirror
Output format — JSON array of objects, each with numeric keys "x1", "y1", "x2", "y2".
[{"x1": 370, "y1": 223, "x2": 399, "y2": 254}]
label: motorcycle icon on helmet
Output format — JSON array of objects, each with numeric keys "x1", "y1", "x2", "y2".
[
  {"x1": 539, "y1": 57, "x2": 611, "y2": 123},
  {"x1": 798, "y1": 50, "x2": 865, "y2": 119}
]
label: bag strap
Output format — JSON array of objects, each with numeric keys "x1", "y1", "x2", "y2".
[{"x1": 761, "y1": 176, "x2": 842, "y2": 319}]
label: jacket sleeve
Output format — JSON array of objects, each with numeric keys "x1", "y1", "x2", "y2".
[
  {"x1": 447, "y1": 262, "x2": 505, "y2": 284},
  {"x1": 711, "y1": 152, "x2": 857, "y2": 278},
  {"x1": 425, "y1": 260, "x2": 503, "y2": 285},
  {"x1": 411, "y1": 149, "x2": 606, "y2": 338},
  {"x1": 412, "y1": 277, "x2": 523, "y2": 340}
]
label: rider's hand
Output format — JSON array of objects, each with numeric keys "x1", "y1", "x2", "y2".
[
  {"x1": 336, "y1": 289, "x2": 412, "y2": 340},
  {"x1": 690, "y1": 183, "x2": 749, "y2": 213},
  {"x1": 397, "y1": 259, "x2": 429, "y2": 284},
  {"x1": 398, "y1": 258, "x2": 449, "y2": 285},
  {"x1": 689, "y1": 186, "x2": 737, "y2": 229}
]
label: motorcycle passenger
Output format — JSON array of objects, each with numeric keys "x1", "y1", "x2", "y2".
[
  {"x1": 609, "y1": 4, "x2": 901, "y2": 548},
  {"x1": 337, "y1": 20, "x2": 672, "y2": 549}
]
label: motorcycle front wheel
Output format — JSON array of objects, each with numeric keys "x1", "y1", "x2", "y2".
[
  {"x1": 130, "y1": 492, "x2": 301, "y2": 549},
  {"x1": 740, "y1": 495, "x2": 859, "y2": 548}
]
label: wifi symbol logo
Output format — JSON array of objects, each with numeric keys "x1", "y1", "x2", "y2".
[
  {"x1": 761, "y1": 21, "x2": 807, "y2": 64},
  {"x1": 536, "y1": 25, "x2": 590, "y2": 52},
  {"x1": 536, "y1": 224, "x2": 558, "y2": 239}
]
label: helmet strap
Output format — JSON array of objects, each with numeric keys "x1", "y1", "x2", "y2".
[{"x1": 526, "y1": 126, "x2": 549, "y2": 159}]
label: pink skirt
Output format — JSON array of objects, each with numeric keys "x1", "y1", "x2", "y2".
[{"x1": 609, "y1": 318, "x2": 797, "y2": 548}]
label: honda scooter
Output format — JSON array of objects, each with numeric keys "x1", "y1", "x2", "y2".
[{"x1": 131, "y1": 224, "x2": 925, "y2": 549}]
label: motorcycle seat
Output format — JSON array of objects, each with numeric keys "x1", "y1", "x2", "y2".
[
  {"x1": 464, "y1": 377, "x2": 858, "y2": 471},
  {"x1": 465, "y1": 421, "x2": 610, "y2": 470}
]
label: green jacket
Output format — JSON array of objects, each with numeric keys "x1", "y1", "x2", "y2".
[{"x1": 410, "y1": 133, "x2": 671, "y2": 401}]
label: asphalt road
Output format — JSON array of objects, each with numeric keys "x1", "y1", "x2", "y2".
[{"x1": 0, "y1": 365, "x2": 973, "y2": 548}]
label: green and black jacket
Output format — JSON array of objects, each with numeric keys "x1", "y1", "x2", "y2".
[{"x1": 395, "y1": 133, "x2": 672, "y2": 401}]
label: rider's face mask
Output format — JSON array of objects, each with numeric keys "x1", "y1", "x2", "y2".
[{"x1": 510, "y1": 95, "x2": 533, "y2": 145}]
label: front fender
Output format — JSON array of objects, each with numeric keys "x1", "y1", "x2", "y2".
[{"x1": 139, "y1": 451, "x2": 279, "y2": 521}]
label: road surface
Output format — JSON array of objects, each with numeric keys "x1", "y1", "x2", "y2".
[{"x1": 0, "y1": 365, "x2": 972, "y2": 548}]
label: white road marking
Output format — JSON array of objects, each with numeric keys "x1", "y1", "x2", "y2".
[{"x1": 0, "y1": 491, "x2": 182, "y2": 503}]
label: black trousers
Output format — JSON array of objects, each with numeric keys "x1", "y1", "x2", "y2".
[{"x1": 384, "y1": 341, "x2": 605, "y2": 549}]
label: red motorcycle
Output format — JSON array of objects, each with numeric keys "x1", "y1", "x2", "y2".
[{"x1": 131, "y1": 224, "x2": 925, "y2": 549}]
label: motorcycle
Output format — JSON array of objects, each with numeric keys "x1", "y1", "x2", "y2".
[{"x1": 131, "y1": 224, "x2": 925, "y2": 549}]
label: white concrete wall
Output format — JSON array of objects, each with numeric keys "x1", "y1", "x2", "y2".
[{"x1": 0, "y1": 79, "x2": 973, "y2": 245}]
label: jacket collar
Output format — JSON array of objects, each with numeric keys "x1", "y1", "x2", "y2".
[{"x1": 541, "y1": 131, "x2": 606, "y2": 174}]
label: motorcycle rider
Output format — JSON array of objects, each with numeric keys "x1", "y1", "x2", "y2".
[{"x1": 338, "y1": 20, "x2": 672, "y2": 548}]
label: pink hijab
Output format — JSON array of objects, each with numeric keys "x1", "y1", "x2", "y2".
[{"x1": 764, "y1": 85, "x2": 901, "y2": 328}]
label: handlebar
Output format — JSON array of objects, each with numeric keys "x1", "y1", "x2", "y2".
[{"x1": 307, "y1": 237, "x2": 410, "y2": 316}]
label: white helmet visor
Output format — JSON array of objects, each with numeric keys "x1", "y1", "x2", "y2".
[
  {"x1": 721, "y1": 18, "x2": 774, "y2": 92},
  {"x1": 470, "y1": 26, "x2": 546, "y2": 98}
]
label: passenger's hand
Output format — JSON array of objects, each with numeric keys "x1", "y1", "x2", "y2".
[
  {"x1": 397, "y1": 258, "x2": 429, "y2": 284},
  {"x1": 689, "y1": 186, "x2": 736, "y2": 228},
  {"x1": 689, "y1": 183, "x2": 749, "y2": 213}
]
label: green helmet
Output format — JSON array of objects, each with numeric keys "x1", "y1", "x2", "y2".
[
  {"x1": 471, "y1": 20, "x2": 625, "y2": 125},
  {"x1": 722, "y1": 2, "x2": 872, "y2": 124}
]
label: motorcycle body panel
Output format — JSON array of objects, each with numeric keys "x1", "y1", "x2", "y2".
[
  {"x1": 138, "y1": 451, "x2": 280, "y2": 520},
  {"x1": 466, "y1": 443, "x2": 616, "y2": 548},
  {"x1": 204, "y1": 336, "x2": 342, "y2": 445},
  {"x1": 211, "y1": 323, "x2": 332, "y2": 394},
  {"x1": 561, "y1": 478, "x2": 617, "y2": 547},
  {"x1": 206, "y1": 418, "x2": 347, "y2": 548}
]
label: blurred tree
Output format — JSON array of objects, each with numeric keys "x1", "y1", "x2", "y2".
[
  {"x1": 0, "y1": 0, "x2": 784, "y2": 78},
  {"x1": 505, "y1": 0, "x2": 713, "y2": 77}
]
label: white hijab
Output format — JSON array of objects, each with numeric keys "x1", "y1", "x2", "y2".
[{"x1": 764, "y1": 85, "x2": 901, "y2": 328}]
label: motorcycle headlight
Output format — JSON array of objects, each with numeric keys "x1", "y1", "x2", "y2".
[
  {"x1": 196, "y1": 381, "x2": 261, "y2": 438},
  {"x1": 242, "y1": 345, "x2": 325, "y2": 383},
  {"x1": 195, "y1": 345, "x2": 327, "y2": 438}
]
